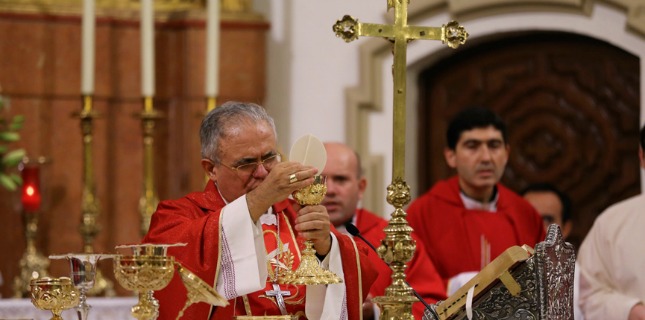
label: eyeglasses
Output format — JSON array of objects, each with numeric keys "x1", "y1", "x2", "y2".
[{"x1": 220, "y1": 153, "x2": 281, "y2": 175}]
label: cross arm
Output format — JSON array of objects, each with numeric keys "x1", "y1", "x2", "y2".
[
  {"x1": 407, "y1": 21, "x2": 468, "y2": 48},
  {"x1": 333, "y1": 15, "x2": 468, "y2": 49}
]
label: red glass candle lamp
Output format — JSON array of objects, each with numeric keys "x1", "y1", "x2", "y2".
[{"x1": 21, "y1": 164, "x2": 42, "y2": 213}]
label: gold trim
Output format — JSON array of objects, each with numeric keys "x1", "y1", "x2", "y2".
[
  {"x1": 209, "y1": 206, "x2": 226, "y2": 319},
  {"x1": 349, "y1": 235, "x2": 363, "y2": 319},
  {"x1": 242, "y1": 295, "x2": 252, "y2": 316}
]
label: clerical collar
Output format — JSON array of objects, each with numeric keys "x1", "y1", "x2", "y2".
[
  {"x1": 338, "y1": 215, "x2": 358, "y2": 235},
  {"x1": 460, "y1": 187, "x2": 498, "y2": 211}
]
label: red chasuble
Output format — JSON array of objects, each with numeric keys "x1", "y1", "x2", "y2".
[
  {"x1": 406, "y1": 176, "x2": 545, "y2": 288},
  {"x1": 354, "y1": 208, "x2": 447, "y2": 318},
  {"x1": 142, "y1": 181, "x2": 376, "y2": 320}
]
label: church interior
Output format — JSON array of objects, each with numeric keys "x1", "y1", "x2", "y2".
[{"x1": 0, "y1": 0, "x2": 644, "y2": 318}]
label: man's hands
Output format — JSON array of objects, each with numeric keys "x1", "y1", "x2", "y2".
[
  {"x1": 247, "y1": 161, "x2": 317, "y2": 222},
  {"x1": 629, "y1": 303, "x2": 645, "y2": 320},
  {"x1": 295, "y1": 204, "x2": 332, "y2": 256}
]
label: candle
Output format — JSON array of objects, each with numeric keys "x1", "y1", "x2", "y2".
[
  {"x1": 81, "y1": 0, "x2": 96, "y2": 95},
  {"x1": 141, "y1": 0, "x2": 155, "y2": 97},
  {"x1": 21, "y1": 165, "x2": 42, "y2": 213},
  {"x1": 205, "y1": 0, "x2": 220, "y2": 97}
]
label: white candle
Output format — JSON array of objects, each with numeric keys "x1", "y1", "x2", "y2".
[
  {"x1": 205, "y1": 0, "x2": 220, "y2": 97},
  {"x1": 141, "y1": 0, "x2": 155, "y2": 97},
  {"x1": 81, "y1": 0, "x2": 95, "y2": 95}
]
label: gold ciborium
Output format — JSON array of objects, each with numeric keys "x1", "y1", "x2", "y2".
[
  {"x1": 30, "y1": 277, "x2": 80, "y2": 320},
  {"x1": 283, "y1": 175, "x2": 342, "y2": 285},
  {"x1": 114, "y1": 244, "x2": 177, "y2": 320}
]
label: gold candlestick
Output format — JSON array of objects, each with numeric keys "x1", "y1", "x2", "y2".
[
  {"x1": 281, "y1": 175, "x2": 342, "y2": 285},
  {"x1": 139, "y1": 97, "x2": 162, "y2": 236},
  {"x1": 206, "y1": 96, "x2": 217, "y2": 112},
  {"x1": 13, "y1": 211, "x2": 50, "y2": 297},
  {"x1": 13, "y1": 157, "x2": 49, "y2": 298},
  {"x1": 76, "y1": 95, "x2": 115, "y2": 297}
]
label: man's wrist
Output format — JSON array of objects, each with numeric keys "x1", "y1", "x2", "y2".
[{"x1": 315, "y1": 234, "x2": 333, "y2": 260}]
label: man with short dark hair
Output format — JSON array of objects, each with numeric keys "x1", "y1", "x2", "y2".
[
  {"x1": 407, "y1": 107, "x2": 545, "y2": 294},
  {"x1": 577, "y1": 124, "x2": 645, "y2": 320},
  {"x1": 521, "y1": 183, "x2": 572, "y2": 239}
]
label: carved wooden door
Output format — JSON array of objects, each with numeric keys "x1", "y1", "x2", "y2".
[{"x1": 416, "y1": 31, "x2": 641, "y2": 248}]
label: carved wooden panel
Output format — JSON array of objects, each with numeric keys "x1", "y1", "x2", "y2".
[{"x1": 417, "y1": 31, "x2": 641, "y2": 249}]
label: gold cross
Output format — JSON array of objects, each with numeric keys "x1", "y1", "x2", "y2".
[
  {"x1": 333, "y1": 0, "x2": 467, "y2": 180},
  {"x1": 333, "y1": 2, "x2": 467, "y2": 319}
]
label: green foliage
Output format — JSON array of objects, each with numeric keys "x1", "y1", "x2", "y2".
[{"x1": 0, "y1": 96, "x2": 25, "y2": 191}]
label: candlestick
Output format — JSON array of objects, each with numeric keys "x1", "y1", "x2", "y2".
[
  {"x1": 205, "y1": 0, "x2": 220, "y2": 97},
  {"x1": 141, "y1": 0, "x2": 155, "y2": 97},
  {"x1": 21, "y1": 164, "x2": 41, "y2": 213},
  {"x1": 13, "y1": 158, "x2": 49, "y2": 298},
  {"x1": 81, "y1": 0, "x2": 96, "y2": 95}
]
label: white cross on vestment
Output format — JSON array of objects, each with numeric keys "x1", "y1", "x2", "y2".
[{"x1": 266, "y1": 283, "x2": 291, "y2": 315}]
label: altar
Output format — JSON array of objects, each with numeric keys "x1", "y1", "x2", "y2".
[{"x1": 0, "y1": 297, "x2": 137, "y2": 320}]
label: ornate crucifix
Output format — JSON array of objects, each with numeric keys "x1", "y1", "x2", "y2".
[
  {"x1": 266, "y1": 283, "x2": 291, "y2": 315},
  {"x1": 333, "y1": 1, "x2": 467, "y2": 318}
]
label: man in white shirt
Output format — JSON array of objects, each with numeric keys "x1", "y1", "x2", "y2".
[{"x1": 577, "y1": 124, "x2": 645, "y2": 320}]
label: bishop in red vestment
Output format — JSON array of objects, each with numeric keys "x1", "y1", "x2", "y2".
[
  {"x1": 144, "y1": 182, "x2": 376, "y2": 319},
  {"x1": 141, "y1": 102, "x2": 377, "y2": 320}
]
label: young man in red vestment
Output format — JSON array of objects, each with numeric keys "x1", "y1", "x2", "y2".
[
  {"x1": 406, "y1": 107, "x2": 545, "y2": 296},
  {"x1": 143, "y1": 102, "x2": 377, "y2": 319},
  {"x1": 321, "y1": 142, "x2": 446, "y2": 319}
]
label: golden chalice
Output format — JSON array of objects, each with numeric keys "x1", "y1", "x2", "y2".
[
  {"x1": 114, "y1": 245, "x2": 176, "y2": 320},
  {"x1": 283, "y1": 175, "x2": 342, "y2": 285},
  {"x1": 114, "y1": 243, "x2": 227, "y2": 320},
  {"x1": 30, "y1": 277, "x2": 80, "y2": 320}
]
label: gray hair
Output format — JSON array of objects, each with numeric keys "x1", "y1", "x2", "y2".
[{"x1": 200, "y1": 101, "x2": 277, "y2": 162}]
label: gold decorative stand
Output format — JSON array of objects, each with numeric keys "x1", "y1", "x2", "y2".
[
  {"x1": 282, "y1": 175, "x2": 342, "y2": 285},
  {"x1": 138, "y1": 97, "x2": 162, "y2": 236},
  {"x1": 76, "y1": 95, "x2": 115, "y2": 297},
  {"x1": 333, "y1": 1, "x2": 467, "y2": 318},
  {"x1": 13, "y1": 209, "x2": 50, "y2": 297},
  {"x1": 13, "y1": 157, "x2": 50, "y2": 298},
  {"x1": 206, "y1": 96, "x2": 217, "y2": 112},
  {"x1": 30, "y1": 277, "x2": 80, "y2": 320}
]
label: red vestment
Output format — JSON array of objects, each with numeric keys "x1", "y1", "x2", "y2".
[
  {"x1": 353, "y1": 208, "x2": 447, "y2": 319},
  {"x1": 406, "y1": 176, "x2": 545, "y2": 289},
  {"x1": 142, "y1": 181, "x2": 377, "y2": 320}
]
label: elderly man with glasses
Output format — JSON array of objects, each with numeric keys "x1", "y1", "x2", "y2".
[{"x1": 143, "y1": 101, "x2": 377, "y2": 320}]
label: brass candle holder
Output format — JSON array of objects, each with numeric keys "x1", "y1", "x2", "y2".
[
  {"x1": 138, "y1": 97, "x2": 162, "y2": 236},
  {"x1": 13, "y1": 157, "x2": 50, "y2": 298},
  {"x1": 30, "y1": 277, "x2": 80, "y2": 320},
  {"x1": 76, "y1": 95, "x2": 115, "y2": 297},
  {"x1": 282, "y1": 175, "x2": 342, "y2": 285}
]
